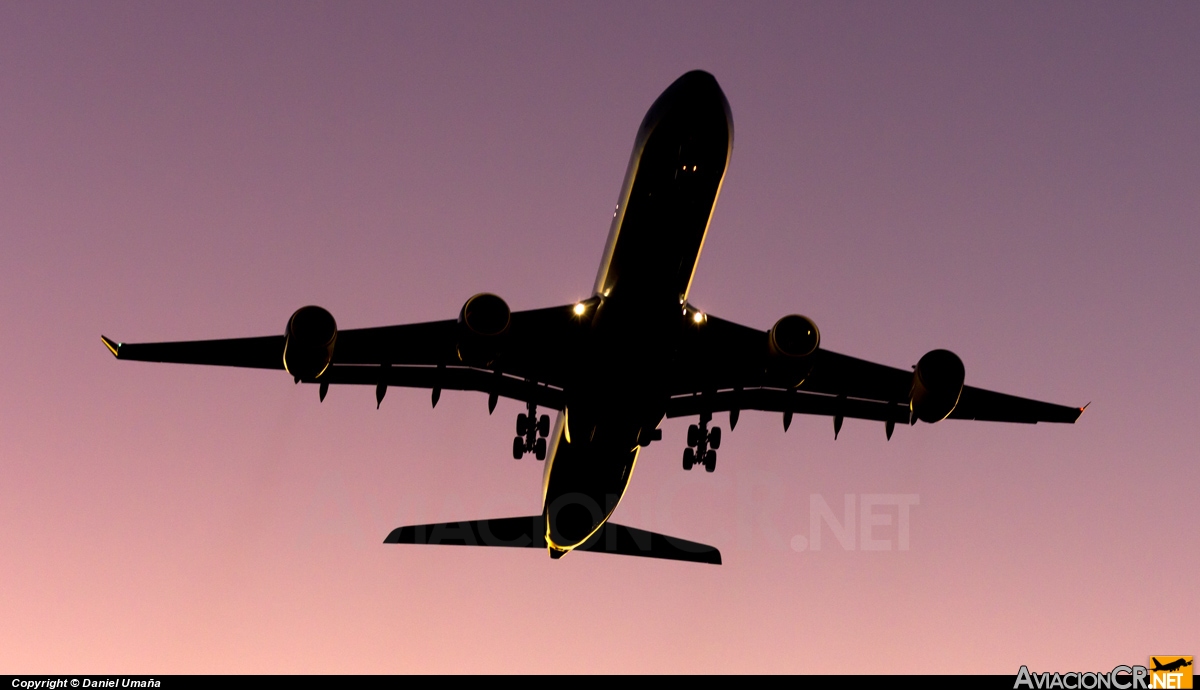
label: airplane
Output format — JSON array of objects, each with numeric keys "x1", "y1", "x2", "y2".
[
  {"x1": 102, "y1": 70, "x2": 1084, "y2": 565},
  {"x1": 1151, "y1": 658, "x2": 1192, "y2": 673}
]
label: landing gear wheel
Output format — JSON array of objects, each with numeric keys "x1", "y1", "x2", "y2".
[
  {"x1": 512, "y1": 436, "x2": 524, "y2": 459},
  {"x1": 682, "y1": 447, "x2": 695, "y2": 470},
  {"x1": 516, "y1": 414, "x2": 528, "y2": 436},
  {"x1": 687, "y1": 424, "x2": 699, "y2": 447},
  {"x1": 709, "y1": 426, "x2": 722, "y2": 450},
  {"x1": 534, "y1": 437, "x2": 547, "y2": 461},
  {"x1": 537, "y1": 414, "x2": 550, "y2": 438},
  {"x1": 704, "y1": 450, "x2": 717, "y2": 473}
]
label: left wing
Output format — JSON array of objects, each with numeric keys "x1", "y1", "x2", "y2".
[
  {"x1": 102, "y1": 303, "x2": 584, "y2": 409},
  {"x1": 666, "y1": 313, "x2": 1083, "y2": 426}
]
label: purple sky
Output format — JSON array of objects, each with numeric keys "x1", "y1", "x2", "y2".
[{"x1": 2, "y1": 1, "x2": 1196, "y2": 673}]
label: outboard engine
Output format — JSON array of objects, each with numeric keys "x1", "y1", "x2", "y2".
[
  {"x1": 910, "y1": 349, "x2": 965, "y2": 422},
  {"x1": 283, "y1": 306, "x2": 337, "y2": 380},
  {"x1": 767, "y1": 314, "x2": 820, "y2": 386},
  {"x1": 457, "y1": 293, "x2": 511, "y2": 367}
]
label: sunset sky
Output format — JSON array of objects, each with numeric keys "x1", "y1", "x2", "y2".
[{"x1": 2, "y1": 2, "x2": 1196, "y2": 673}]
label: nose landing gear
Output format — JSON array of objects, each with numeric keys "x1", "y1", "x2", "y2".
[
  {"x1": 513, "y1": 400, "x2": 550, "y2": 460},
  {"x1": 683, "y1": 412, "x2": 719, "y2": 473}
]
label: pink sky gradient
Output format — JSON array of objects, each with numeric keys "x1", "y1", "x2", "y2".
[{"x1": 2, "y1": 1, "x2": 1196, "y2": 673}]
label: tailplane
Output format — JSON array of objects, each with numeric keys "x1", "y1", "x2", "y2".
[{"x1": 384, "y1": 516, "x2": 721, "y2": 565}]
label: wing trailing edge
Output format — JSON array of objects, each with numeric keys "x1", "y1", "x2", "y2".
[{"x1": 666, "y1": 384, "x2": 1084, "y2": 425}]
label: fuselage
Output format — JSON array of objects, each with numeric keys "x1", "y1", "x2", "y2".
[{"x1": 541, "y1": 71, "x2": 734, "y2": 555}]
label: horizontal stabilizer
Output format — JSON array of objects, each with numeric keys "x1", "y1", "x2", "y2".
[
  {"x1": 384, "y1": 516, "x2": 721, "y2": 564},
  {"x1": 579, "y1": 521, "x2": 722, "y2": 564},
  {"x1": 384, "y1": 515, "x2": 545, "y2": 549}
]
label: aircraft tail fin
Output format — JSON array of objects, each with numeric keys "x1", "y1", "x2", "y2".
[{"x1": 384, "y1": 516, "x2": 721, "y2": 564}]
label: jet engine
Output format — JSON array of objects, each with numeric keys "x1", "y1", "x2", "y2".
[
  {"x1": 910, "y1": 349, "x2": 965, "y2": 423},
  {"x1": 767, "y1": 314, "x2": 820, "y2": 385},
  {"x1": 283, "y1": 305, "x2": 337, "y2": 380},
  {"x1": 769, "y1": 314, "x2": 820, "y2": 358},
  {"x1": 457, "y1": 293, "x2": 511, "y2": 366}
]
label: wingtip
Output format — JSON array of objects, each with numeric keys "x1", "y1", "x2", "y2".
[
  {"x1": 100, "y1": 335, "x2": 121, "y2": 358},
  {"x1": 1073, "y1": 402, "x2": 1090, "y2": 422}
]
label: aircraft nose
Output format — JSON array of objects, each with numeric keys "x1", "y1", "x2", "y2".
[
  {"x1": 658, "y1": 70, "x2": 728, "y2": 113},
  {"x1": 639, "y1": 70, "x2": 733, "y2": 147},
  {"x1": 669, "y1": 70, "x2": 721, "y2": 94}
]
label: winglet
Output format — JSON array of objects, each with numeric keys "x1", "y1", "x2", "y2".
[
  {"x1": 100, "y1": 335, "x2": 121, "y2": 358},
  {"x1": 1067, "y1": 402, "x2": 1090, "y2": 423}
]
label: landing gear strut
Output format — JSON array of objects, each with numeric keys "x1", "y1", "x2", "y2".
[
  {"x1": 683, "y1": 412, "x2": 719, "y2": 473},
  {"x1": 513, "y1": 400, "x2": 549, "y2": 460}
]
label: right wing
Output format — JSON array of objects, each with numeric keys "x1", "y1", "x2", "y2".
[
  {"x1": 102, "y1": 304, "x2": 585, "y2": 409},
  {"x1": 101, "y1": 333, "x2": 285, "y2": 370}
]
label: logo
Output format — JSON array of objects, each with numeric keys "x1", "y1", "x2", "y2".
[
  {"x1": 1150, "y1": 657, "x2": 1192, "y2": 689},
  {"x1": 1015, "y1": 660, "x2": 1193, "y2": 689}
]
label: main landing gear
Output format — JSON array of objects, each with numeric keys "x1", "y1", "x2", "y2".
[
  {"x1": 513, "y1": 400, "x2": 550, "y2": 460},
  {"x1": 683, "y1": 412, "x2": 720, "y2": 473}
]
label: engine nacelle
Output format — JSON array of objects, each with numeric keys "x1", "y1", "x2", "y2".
[
  {"x1": 768, "y1": 314, "x2": 820, "y2": 358},
  {"x1": 910, "y1": 349, "x2": 965, "y2": 423},
  {"x1": 767, "y1": 314, "x2": 820, "y2": 385},
  {"x1": 283, "y1": 305, "x2": 337, "y2": 380},
  {"x1": 457, "y1": 293, "x2": 511, "y2": 366}
]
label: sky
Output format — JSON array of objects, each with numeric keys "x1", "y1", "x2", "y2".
[{"x1": 1, "y1": 1, "x2": 1197, "y2": 674}]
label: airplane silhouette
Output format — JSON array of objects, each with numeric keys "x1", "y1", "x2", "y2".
[
  {"x1": 1151, "y1": 658, "x2": 1192, "y2": 673},
  {"x1": 102, "y1": 71, "x2": 1084, "y2": 564}
]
